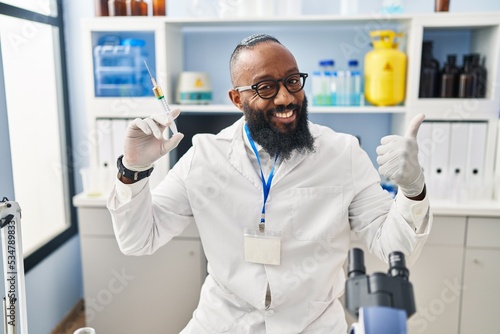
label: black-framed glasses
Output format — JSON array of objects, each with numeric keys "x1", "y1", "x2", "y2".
[{"x1": 234, "y1": 72, "x2": 308, "y2": 99}]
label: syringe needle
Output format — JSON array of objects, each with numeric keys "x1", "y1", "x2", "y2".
[
  {"x1": 144, "y1": 60, "x2": 157, "y2": 86},
  {"x1": 143, "y1": 60, "x2": 178, "y2": 135}
]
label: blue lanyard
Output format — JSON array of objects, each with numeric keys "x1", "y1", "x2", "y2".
[{"x1": 244, "y1": 124, "x2": 279, "y2": 232}]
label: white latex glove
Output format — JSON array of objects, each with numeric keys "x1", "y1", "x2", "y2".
[
  {"x1": 376, "y1": 114, "x2": 426, "y2": 198},
  {"x1": 123, "y1": 109, "x2": 184, "y2": 171}
]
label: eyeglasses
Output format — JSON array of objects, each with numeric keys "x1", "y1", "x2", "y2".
[{"x1": 234, "y1": 72, "x2": 308, "y2": 99}]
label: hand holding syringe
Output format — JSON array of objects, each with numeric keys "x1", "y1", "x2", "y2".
[
  {"x1": 121, "y1": 62, "x2": 183, "y2": 175},
  {"x1": 144, "y1": 60, "x2": 178, "y2": 134}
]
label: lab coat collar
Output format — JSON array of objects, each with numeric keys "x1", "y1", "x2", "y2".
[{"x1": 219, "y1": 117, "x2": 320, "y2": 189}]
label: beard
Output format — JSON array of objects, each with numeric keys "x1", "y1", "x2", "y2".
[{"x1": 243, "y1": 95, "x2": 315, "y2": 161}]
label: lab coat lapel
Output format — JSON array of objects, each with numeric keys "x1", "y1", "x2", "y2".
[
  {"x1": 224, "y1": 119, "x2": 262, "y2": 191},
  {"x1": 272, "y1": 150, "x2": 308, "y2": 186},
  {"x1": 272, "y1": 122, "x2": 320, "y2": 187}
]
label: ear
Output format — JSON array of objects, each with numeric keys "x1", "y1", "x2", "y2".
[{"x1": 228, "y1": 89, "x2": 244, "y2": 111}]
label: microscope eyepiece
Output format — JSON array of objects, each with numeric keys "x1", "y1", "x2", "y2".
[
  {"x1": 348, "y1": 248, "x2": 366, "y2": 278},
  {"x1": 388, "y1": 251, "x2": 409, "y2": 279}
]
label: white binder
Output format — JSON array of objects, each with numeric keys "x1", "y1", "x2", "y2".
[
  {"x1": 96, "y1": 119, "x2": 113, "y2": 168},
  {"x1": 465, "y1": 122, "x2": 488, "y2": 200},
  {"x1": 429, "y1": 122, "x2": 451, "y2": 199},
  {"x1": 448, "y1": 122, "x2": 469, "y2": 201},
  {"x1": 111, "y1": 119, "x2": 128, "y2": 161},
  {"x1": 416, "y1": 121, "x2": 433, "y2": 181}
]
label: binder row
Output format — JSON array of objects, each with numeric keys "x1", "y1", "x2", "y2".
[
  {"x1": 417, "y1": 121, "x2": 490, "y2": 202},
  {"x1": 95, "y1": 118, "x2": 170, "y2": 189},
  {"x1": 96, "y1": 118, "x2": 129, "y2": 169}
]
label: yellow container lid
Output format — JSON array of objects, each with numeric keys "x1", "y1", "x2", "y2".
[{"x1": 370, "y1": 30, "x2": 403, "y2": 49}]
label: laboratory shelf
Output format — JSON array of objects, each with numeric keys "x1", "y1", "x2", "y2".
[
  {"x1": 171, "y1": 104, "x2": 407, "y2": 114},
  {"x1": 308, "y1": 106, "x2": 406, "y2": 114},
  {"x1": 91, "y1": 103, "x2": 407, "y2": 117},
  {"x1": 83, "y1": 12, "x2": 500, "y2": 202},
  {"x1": 432, "y1": 200, "x2": 500, "y2": 217}
]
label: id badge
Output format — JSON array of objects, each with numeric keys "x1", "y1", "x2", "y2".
[{"x1": 244, "y1": 227, "x2": 282, "y2": 266}]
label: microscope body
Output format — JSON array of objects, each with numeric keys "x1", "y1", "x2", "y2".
[{"x1": 345, "y1": 248, "x2": 416, "y2": 334}]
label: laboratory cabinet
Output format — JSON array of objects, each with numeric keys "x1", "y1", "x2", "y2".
[
  {"x1": 460, "y1": 217, "x2": 500, "y2": 333},
  {"x1": 347, "y1": 214, "x2": 500, "y2": 333},
  {"x1": 73, "y1": 195, "x2": 207, "y2": 334},
  {"x1": 81, "y1": 12, "x2": 500, "y2": 209}
]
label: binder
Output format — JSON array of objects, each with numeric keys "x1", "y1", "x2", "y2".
[
  {"x1": 416, "y1": 121, "x2": 433, "y2": 181},
  {"x1": 111, "y1": 119, "x2": 128, "y2": 161},
  {"x1": 465, "y1": 122, "x2": 487, "y2": 200},
  {"x1": 96, "y1": 119, "x2": 113, "y2": 168},
  {"x1": 428, "y1": 122, "x2": 451, "y2": 199},
  {"x1": 448, "y1": 122, "x2": 469, "y2": 201}
]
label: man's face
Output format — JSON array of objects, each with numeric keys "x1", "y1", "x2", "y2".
[
  {"x1": 230, "y1": 42, "x2": 314, "y2": 159},
  {"x1": 232, "y1": 42, "x2": 306, "y2": 133}
]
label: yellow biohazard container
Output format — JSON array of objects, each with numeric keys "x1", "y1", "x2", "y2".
[{"x1": 364, "y1": 30, "x2": 407, "y2": 106}]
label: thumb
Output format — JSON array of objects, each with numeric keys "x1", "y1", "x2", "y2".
[
  {"x1": 161, "y1": 132, "x2": 184, "y2": 153},
  {"x1": 404, "y1": 113, "x2": 426, "y2": 139}
]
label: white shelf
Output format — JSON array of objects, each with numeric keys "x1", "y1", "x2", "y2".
[
  {"x1": 91, "y1": 102, "x2": 407, "y2": 116},
  {"x1": 432, "y1": 199, "x2": 500, "y2": 217},
  {"x1": 171, "y1": 104, "x2": 406, "y2": 114},
  {"x1": 308, "y1": 106, "x2": 406, "y2": 114},
  {"x1": 410, "y1": 98, "x2": 500, "y2": 120}
]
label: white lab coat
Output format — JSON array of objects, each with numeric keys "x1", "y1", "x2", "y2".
[{"x1": 108, "y1": 117, "x2": 432, "y2": 334}]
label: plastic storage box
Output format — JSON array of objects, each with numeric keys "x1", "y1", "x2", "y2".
[{"x1": 93, "y1": 38, "x2": 151, "y2": 97}]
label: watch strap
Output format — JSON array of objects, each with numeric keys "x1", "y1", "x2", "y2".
[{"x1": 117, "y1": 155, "x2": 154, "y2": 181}]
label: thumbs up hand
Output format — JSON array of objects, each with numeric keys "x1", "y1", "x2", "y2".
[{"x1": 376, "y1": 114, "x2": 426, "y2": 198}]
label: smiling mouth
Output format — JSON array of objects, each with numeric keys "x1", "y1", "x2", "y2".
[{"x1": 274, "y1": 110, "x2": 294, "y2": 118}]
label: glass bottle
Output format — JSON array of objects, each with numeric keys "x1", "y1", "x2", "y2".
[
  {"x1": 470, "y1": 53, "x2": 487, "y2": 98},
  {"x1": 419, "y1": 41, "x2": 440, "y2": 98},
  {"x1": 439, "y1": 54, "x2": 459, "y2": 98},
  {"x1": 153, "y1": 0, "x2": 166, "y2": 16},
  {"x1": 95, "y1": 0, "x2": 109, "y2": 16},
  {"x1": 312, "y1": 60, "x2": 334, "y2": 106},
  {"x1": 127, "y1": 0, "x2": 148, "y2": 16},
  {"x1": 108, "y1": 0, "x2": 127, "y2": 16},
  {"x1": 347, "y1": 59, "x2": 362, "y2": 106},
  {"x1": 458, "y1": 55, "x2": 473, "y2": 98}
]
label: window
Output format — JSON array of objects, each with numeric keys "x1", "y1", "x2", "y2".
[{"x1": 0, "y1": 2, "x2": 76, "y2": 271}]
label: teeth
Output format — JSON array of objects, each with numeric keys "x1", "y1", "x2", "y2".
[{"x1": 275, "y1": 110, "x2": 293, "y2": 118}]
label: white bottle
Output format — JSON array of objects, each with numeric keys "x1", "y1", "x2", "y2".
[
  {"x1": 336, "y1": 70, "x2": 347, "y2": 106},
  {"x1": 312, "y1": 60, "x2": 334, "y2": 106}
]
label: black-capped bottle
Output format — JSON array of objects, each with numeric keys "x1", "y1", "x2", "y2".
[
  {"x1": 471, "y1": 53, "x2": 487, "y2": 98},
  {"x1": 419, "y1": 41, "x2": 440, "y2": 98},
  {"x1": 459, "y1": 55, "x2": 473, "y2": 98},
  {"x1": 440, "y1": 54, "x2": 460, "y2": 98}
]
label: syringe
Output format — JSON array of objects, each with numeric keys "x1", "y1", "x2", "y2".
[{"x1": 144, "y1": 60, "x2": 178, "y2": 134}]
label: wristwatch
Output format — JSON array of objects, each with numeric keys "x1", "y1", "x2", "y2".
[{"x1": 116, "y1": 155, "x2": 154, "y2": 181}]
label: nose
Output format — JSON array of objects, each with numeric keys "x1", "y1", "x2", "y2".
[{"x1": 273, "y1": 82, "x2": 295, "y2": 105}]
